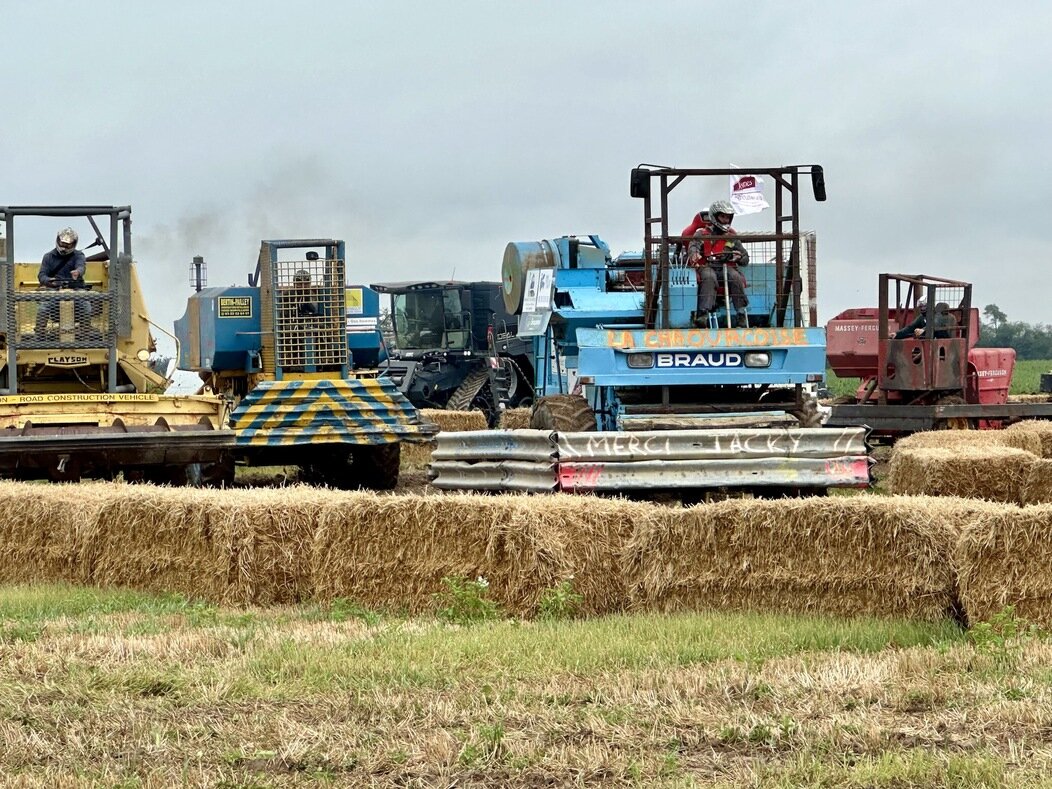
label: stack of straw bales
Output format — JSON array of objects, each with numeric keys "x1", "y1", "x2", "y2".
[
  {"x1": 956, "y1": 504, "x2": 1052, "y2": 624},
  {"x1": 624, "y1": 496, "x2": 996, "y2": 621},
  {"x1": 400, "y1": 408, "x2": 489, "y2": 470}
]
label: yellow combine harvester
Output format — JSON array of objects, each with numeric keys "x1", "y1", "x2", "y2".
[{"x1": 0, "y1": 206, "x2": 230, "y2": 482}]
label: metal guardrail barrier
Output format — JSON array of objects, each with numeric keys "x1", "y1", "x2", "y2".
[
  {"x1": 428, "y1": 430, "x2": 559, "y2": 492},
  {"x1": 428, "y1": 427, "x2": 871, "y2": 493}
]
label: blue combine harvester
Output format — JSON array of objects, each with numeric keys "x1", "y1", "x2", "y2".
[{"x1": 430, "y1": 165, "x2": 871, "y2": 495}]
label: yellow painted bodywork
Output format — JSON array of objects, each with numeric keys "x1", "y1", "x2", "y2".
[{"x1": 0, "y1": 259, "x2": 227, "y2": 430}]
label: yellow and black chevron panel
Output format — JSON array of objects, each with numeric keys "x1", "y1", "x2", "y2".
[{"x1": 230, "y1": 379, "x2": 437, "y2": 447}]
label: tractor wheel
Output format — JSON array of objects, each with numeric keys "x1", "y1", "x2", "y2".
[
  {"x1": 934, "y1": 395, "x2": 975, "y2": 431},
  {"x1": 350, "y1": 443, "x2": 401, "y2": 490},
  {"x1": 530, "y1": 394, "x2": 597, "y2": 432}
]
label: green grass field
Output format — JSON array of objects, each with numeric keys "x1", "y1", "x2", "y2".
[
  {"x1": 826, "y1": 359, "x2": 1052, "y2": 399},
  {"x1": 2, "y1": 583, "x2": 1051, "y2": 786}
]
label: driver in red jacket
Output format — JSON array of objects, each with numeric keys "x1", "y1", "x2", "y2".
[{"x1": 686, "y1": 200, "x2": 749, "y2": 328}]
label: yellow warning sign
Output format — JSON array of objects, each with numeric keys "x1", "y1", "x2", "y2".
[{"x1": 345, "y1": 287, "x2": 364, "y2": 315}]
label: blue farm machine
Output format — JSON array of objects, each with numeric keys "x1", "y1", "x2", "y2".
[
  {"x1": 175, "y1": 239, "x2": 436, "y2": 489},
  {"x1": 429, "y1": 165, "x2": 871, "y2": 495}
]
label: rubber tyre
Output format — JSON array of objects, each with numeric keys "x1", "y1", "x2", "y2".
[
  {"x1": 530, "y1": 394, "x2": 597, "y2": 432},
  {"x1": 350, "y1": 443, "x2": 401, "y2": 490}
]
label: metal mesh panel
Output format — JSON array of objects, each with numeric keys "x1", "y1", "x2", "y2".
[
  {"x1": 12, "y1": 290, "x2": 113, "y2": 349},
  {"x1": 272, "y1": 258, "x2": 348, "y2": 372},
  {"x1": 113, "y1": 253, "x2": 132, "y2": 337}
]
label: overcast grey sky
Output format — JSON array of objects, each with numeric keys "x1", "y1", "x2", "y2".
[{"x1": 4, "y1": 1, "x2": 1050, "y2": 341}]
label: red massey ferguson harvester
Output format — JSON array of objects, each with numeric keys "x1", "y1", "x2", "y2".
[{"x1": 825, "y1": 274, "x2": 1052, "y2": 439}]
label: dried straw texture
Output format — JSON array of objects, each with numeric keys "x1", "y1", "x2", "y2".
[
  {"x1": 1005, "y1": 420, "x2": 1052, "y2": 458},
  {"x1": 90, "y1": 487, "x2": 322, "y2": 605},
  {"x1": 1021, "y1": 459, "x2": 1052, "y2": 505},
  {"x1": 400, "y1": 408, "x2": 489, "y2": 470},
  {"x1": 0, "y1": 481, "x2": 116, "y2": 584},
  {"x1": 625, "y1": 496, "x2": 984, "y2": 621},
  {"x1": 956, "y1": 504, "x2": 1052, "y2": 626},
  {"x1": 499, "y1": 408, "x2": 533, "y2": 430},
  {"x1": 312, "y1": 492, "x2": 651, "y2": 616},
  {"x1": 888, "y1": 447, "x2": 1036, "y2": 503},
  {"x1": 894, "y1": 429, "x2": 1042, "y2": 456}
]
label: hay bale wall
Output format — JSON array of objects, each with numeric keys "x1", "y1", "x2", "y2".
[
  {"x1": 401, "y1": 408, "x2": 489, "y2": 470},
  {"x1": 888, "y1": 446, "x2": 1036, "y2": 503},
  {"x1": 625, "y1": 496, "x2": 989, "y2": 621},
  {"x1": 6, "y1": 478, "x2": 1051, "y2": 628},
  {"x1": 956, "y1": 504, "x2": 1052, "y2": 626}
]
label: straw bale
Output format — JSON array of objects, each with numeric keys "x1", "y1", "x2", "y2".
[
  {"x1": 0, "y1": 481, "x2": 116, "y2": 584},
  {"x1": 888, "y1": 447, "x2": 1036, "y2": 503},
  {"x1": 90, "y1": 486, "x2": 322, "y2": 605},
  {"x1": 499, "y1": 408, "x2": 533, "y2": 430},
  {"x1": 400, "y1": 408, "x2": 489, "y2": 471},
  {"x1": 312, "y1": 492, "x2": 656, "y2": 616},
  {"x1": 894, "y1": 429, "x2": 1042, "y2": 456},
  {"x1": 1005, "y1": 420, "x2": 1052, "y2": 458},
  {"x1": 625, "y1": 496, "x2": 994, "y2": 621},
  {"x1": 1021, "y1": 459, "x2": 1052, "y2": 505},
  {"x1": 956, "y1": 503, "x2": 1052, "y2": 626},
  {"x1": 1008, "y1": 394, "x2": 1052, "y2": 404}
]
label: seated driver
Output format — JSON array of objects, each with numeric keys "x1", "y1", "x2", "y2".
[{"x1": 35, "y1": 227, "x2": 87, "y2": 333}]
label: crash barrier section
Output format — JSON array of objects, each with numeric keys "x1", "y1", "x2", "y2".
[
  {"x1": 429, "y1": 427, "x2": 872, "y2": 492},
  {"x1": 428, "y1": 430, "x2": 558, "y2": 492}
]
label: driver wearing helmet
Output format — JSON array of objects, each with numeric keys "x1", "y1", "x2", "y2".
[
  {"x1": 38, "y1": 227, "x2": 86, "y2": 286},
  {"x1": 685, "y1": 200, "x2": 750, "y2": 328},
  {"x1": 35, "y1": 227, "x2": 87, "y2": 334}
]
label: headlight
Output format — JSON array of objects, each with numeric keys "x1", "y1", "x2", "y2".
[
  {"x1": 626, "y1": 352, "x2": 654, "y2": 369},
  {"x1": 137, "y1": 349, "x2": 151, "y2": 362},
  {"x1": 744, "y1": 352, "x2": 771, "y2": 368}
]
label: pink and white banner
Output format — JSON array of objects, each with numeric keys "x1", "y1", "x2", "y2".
[{"x1": 729, "y1": 172, "x2": 770, "y2": 215}]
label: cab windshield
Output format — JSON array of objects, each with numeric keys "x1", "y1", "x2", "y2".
[{"x1": 393, "y1": 289, "x2": 470, "y2": 350}]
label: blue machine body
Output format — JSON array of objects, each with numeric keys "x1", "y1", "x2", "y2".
[
  {"x1": 507, "y1": 234, "x2": 824, "y2": 430},
  {"x1": 176, "y1": 280, "x2": 385, "y2": 374}
]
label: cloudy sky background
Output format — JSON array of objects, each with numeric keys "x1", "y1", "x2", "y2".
[{"x1": 4, "y1": 1, "x2": 1049, "y2": 351}]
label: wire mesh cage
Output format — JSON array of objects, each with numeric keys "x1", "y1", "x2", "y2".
[
  {"x1": 14, "y1": 290, "x2": 112, "y2": 349},
  {"x1": 272, "y1": 257, "x2": 348, "y2": 372}
]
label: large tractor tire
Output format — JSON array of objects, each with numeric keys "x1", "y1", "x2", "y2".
[
  {"x1": 350, "y1": 443, "x2": 401, "y2": 490},
  {"x1": 530, "y1": 394, "x2": 597, "y2": 432}
]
